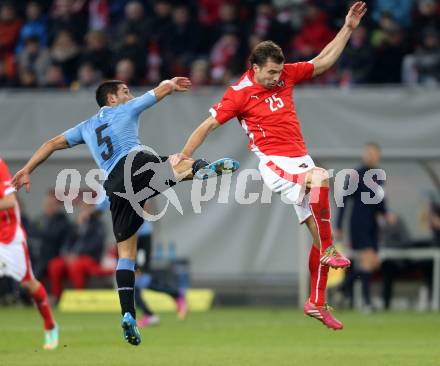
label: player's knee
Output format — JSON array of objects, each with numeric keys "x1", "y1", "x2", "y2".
[
  {"x1": 20, "y1": 278, "x2": 39, "y2": 292},
  {"x1": 309, "y1": 168, "x2": 329, "y2": 187}
]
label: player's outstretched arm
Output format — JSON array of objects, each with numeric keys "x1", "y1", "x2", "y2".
[
  {"x1": 12, "y1": 134, "x2": 70, "y2": 192},
  {"x1": 153, "y1": 77, "x2": 191, "y2": 102},
  {"x1": 310, "y1": 1, "x2": 367, "y2": 76},
  {"x1": 180, "y1": 116, "x2": 221, "y2": 158}
]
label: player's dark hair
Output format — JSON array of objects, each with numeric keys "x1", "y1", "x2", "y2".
[
  {"x1": 249, "y1": 41, "x2": 285, "y2": 67},
  {"x1": 95, "y1": 80, "x2": 125, "y2": 107},
  {"x1": 365, "y1": 142, "x2": 381, "y2": 151}
]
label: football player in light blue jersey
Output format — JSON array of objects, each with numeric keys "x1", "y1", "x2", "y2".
[{"x1": 12, "y1": 77, "x2": 239, "y2": 346}]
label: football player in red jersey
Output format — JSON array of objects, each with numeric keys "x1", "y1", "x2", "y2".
[
  {"x1": 0, "y1": 158, "x2": 58, "y2": 349},
  {"x1": 175, "y1": 2, "x2": 367, "y2": 330}
]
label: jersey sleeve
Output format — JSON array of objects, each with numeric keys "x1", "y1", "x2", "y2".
[
  {"x1": 63, "y1": 121, "x2": 86, "y2": 147},
  {"x1": 0, "y1": 159, "x2": 15, "y2": 198},
  {"x1": 209, "y1": 88, "x2": 240, "y2": 124},
  {"x1": 123, "y1": 90, "x2": 157, "y2": 117},
  {"x1": 284, "y1": 62, "x2": 314, "y2": 84}
]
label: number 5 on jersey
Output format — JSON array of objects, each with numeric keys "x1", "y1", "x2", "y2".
[
  {"x1": 95, "y1": 123, "x2": 114, "y2": 161},
  {"x1": 265, "y1": 94, "x2": 284, "y2": 112}
]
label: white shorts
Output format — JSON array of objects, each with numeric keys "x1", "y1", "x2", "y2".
[
  {"x1": 0, "y1": 227, "x2": 34, "y2": 282},
  {"x1": 258, "y1": 154, "x2": 315, "y2": 224}
]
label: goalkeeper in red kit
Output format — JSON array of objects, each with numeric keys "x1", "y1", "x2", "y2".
[{"x1": 174, "y1": 2, "x2": 367, "y2": 330}]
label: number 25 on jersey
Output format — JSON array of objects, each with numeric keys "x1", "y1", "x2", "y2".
[{"x1": 265, "y1": 94, "x2": 284, "y2": 112}]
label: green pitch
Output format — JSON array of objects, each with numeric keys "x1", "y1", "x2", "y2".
[{"x1": 1, "y1": 307, "x2": 439, "y2": 366}]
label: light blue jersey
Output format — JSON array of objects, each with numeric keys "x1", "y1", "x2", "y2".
[{"x1": 63, "y1": 90, "x2": 157, "y2": 174}]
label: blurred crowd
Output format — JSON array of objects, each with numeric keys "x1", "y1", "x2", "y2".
[
  {"x1": 0, "y1": 0, "x2": 439, "y2": 89},
  {"x1": 14, "y1": 190, "x2": 114, "y2": 303}
]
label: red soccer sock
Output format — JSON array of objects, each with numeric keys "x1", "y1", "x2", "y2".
[
  {"x1": 32, "y1": 284, "x2": 55, "y2": 330},
  {"x1": 309, "y1": 245, "x2": 329, "y2": 306},
  {"x1": 309, "y1": 186, "x2": 333, "y2": 254}
]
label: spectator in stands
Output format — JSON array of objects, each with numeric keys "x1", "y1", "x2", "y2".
[
  {"x1": 402, "y1": 28, "x2": 440, "y2": 86},
  {"x1": 115, "y1": 32, "x2": 146, "y2": 81},
  {"x1": 291, "y1": 2, "x2": 334, "y2": 61},
  {"x1": 71, "y1": 62, "x2": 102, "y2": 90},
  {"x1": 210, "y1": 32, "x2": 240, "y2": 84},
  {"x1": 381, "y1": 211, "x2": 436, "y2": 310},
  {"x1": 43, "y1": 64, "x2": 66, "y2": 88},
  {"x1": 369, "y1": 20, "x2": 407, "y2": 84},
  {"x1": 15, "y1": 2, "x2": 48, "y2": 55},
  {"x1": 161, "y1": 5, "x2": 200, "y2": 76},
  {"x1": 0, "y1": 59, "x2": 14, "y2": 87},
  {"x1": 148, "y1": 0, "x2": 173, "y2": 44},
  {"x1": 49, "y1": 0, "x2": 87, "y2": 44},
  {"x1": 18, "y1": 69, "x2": 38, "y2": 88},
  {"x1": 251, "y1": 1, "x2": 292, "y2": 49},
  {"x1": 190, "y1": 59, "x2": 210, "y2": 86},
  {"x1": 0, "y1": 2, "x2": 22, "y2": 82},
  {"x1": 47, "y1": 201, "x2": 109, "y2": 302},
  {"x1": 2, "y1": 0, "x2": 439, "y2": 87},
  {"x1": 380, "y1": 213, "x2": 410, "y2": 247},
  {"x1": 17, "y1": 36, "x2": 51, "y2": 87},
  {"x1": 50, "y1": 30, "x2": 80, "y2": 83},
  {"x1": 80, "y1": 30, "x2": 113, "y2": 78},
  {"x1": 372, "y1": 0, "x2": 414, "y2": 29},
  {"x1": 211, "y1": 3, "x2": 243, "y2": 44},
  {"x1": 117, "y1": 1, "x2": 150, "y2": 47},
  {"x1": 108, "y1": 0, "x2": 131, "y2": 26},
  {"x1": 336, "y1": 143, "x2": 391, "y2": 312},
  {"x1": 114, "y1": 58, "x2": 137, "y2": 85},
  {"x1": 198, "y1": 0, "x2": 224, "y2": 26},
  {"x1": 33, "y1": 190, "x2": 73, "y2": 280},
  {"x1": 88, "y1": 0, "x2": 110, "y2": 31},
  {"x1": 339, "y1": 26, "x2": 374, "y2": 85},
  {"x1": 413, "y1": 0, "x2": 440, "y2": 34}
]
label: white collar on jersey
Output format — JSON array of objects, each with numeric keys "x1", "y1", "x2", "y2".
[{"x1": 232, "y1": 75, "x2": 253, "y2": 91}]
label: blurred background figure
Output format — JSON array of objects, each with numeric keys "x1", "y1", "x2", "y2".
[
  {"x1": 17, "y1": 35, "x2": 51, "y2": 87},
  {"x1": 50, "y1": 30, "x2": 80, "y2": 84},
  {"x1": 80, "y1": 30, "x2": 113, "y2": 79},
  {"x1": 44, "y1": 64, "x2": 66, "y2": 88},
  {"x1": 71, "y1": 62, "x2": 102, "y2": 90},
  {"x1": 0, "y1": 0, "x2": 438, "y2": 88},
  {"x1": 0, "y1": 2, "x2": 22, "y2": 84},
  {"x1": 336, "y1": 143, "x2": 391, "y2": 313},
  {"x1": 339, "y1": 26, "x2": 373, "y2": 85},
  {"x1": 33, "y1": 190, "x2": 72, "y2": 282},
  {"x1": 117, "y1": 1, "x2": 150, "y2": 47},
  {"x1": 15, "y1": 1, "x2": 48, "y2": 55},
  {"x1": 114, "y1": 57, "x2": 137, "y2": 85},
  {"x1": 190, "y1": 59, "x2": 210, "y2": 87},
  {"x1": 47, "y1": 201, "x2": 110, "y2": 302},
  {"x1": 134, "y1": 218, "x2": 187, "y2": 328},
  {"x1": 402, "y1": 28, "x2": 440, "y2": 86}
]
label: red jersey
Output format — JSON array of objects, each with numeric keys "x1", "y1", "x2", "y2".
[
  {"x1": 210, "y1": 62, "x2": 314, "y2": 157},
  {"x1": 0, "y1": 159, "x2": 19, "y2": 244}
]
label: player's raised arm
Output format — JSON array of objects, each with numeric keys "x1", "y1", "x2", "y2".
[
  {"x1": 154, "y1": 77, "x2": 191, "y2": 101},
  {"x1": 12, "y1": 134, "x2": 70, "y2": 192},
  {"x1": 180, "y1": 116, "x2": 221, "y2": 158},
  {"x1": 124, "y1": 77, "x2": 191, "y2": 117},
  {"x1": 310, "y1": 1, "x2": 367, "y2": 77}
]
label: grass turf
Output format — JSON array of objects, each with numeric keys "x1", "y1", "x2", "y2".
[{"x1": 0, "y1": 307, "x2": 439, "y2": 366}]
